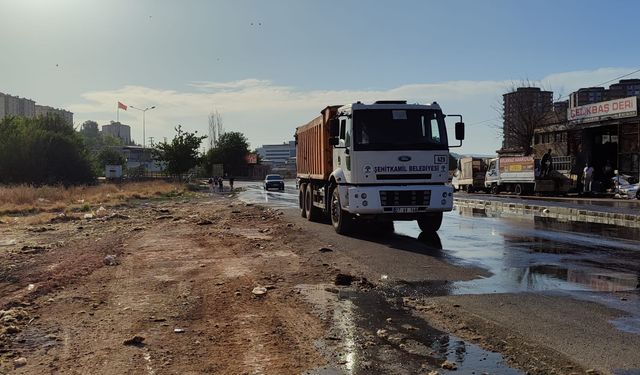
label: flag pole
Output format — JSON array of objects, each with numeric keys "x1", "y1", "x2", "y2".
[{"x1": 117, "y1": 102, "x2": 119, "y2": 122}]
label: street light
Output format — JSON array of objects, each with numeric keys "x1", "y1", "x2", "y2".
[{"x1": 129, "y1": 105, "x2": 156, "y2": 149}]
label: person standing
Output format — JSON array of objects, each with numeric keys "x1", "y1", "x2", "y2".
[
  {"x1": 541, "y1": 149, "x2": 552, "y2": 177},
  {"x1": 218, "y1": 176, "x2": 224, "y2": 192},
  {"x1": 228, "y1": 176, "x2": 235, "y2": 191},
  {"x1": 208, "y1": 177, "x2": 215, "y2": 193},
  {"x1": 583, "y1": 163, "x2": 594, "y2": 193}
]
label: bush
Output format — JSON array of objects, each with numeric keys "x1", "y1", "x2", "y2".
[{"x1": 0, "y1": 115, "x2": 95, "y2": 185}]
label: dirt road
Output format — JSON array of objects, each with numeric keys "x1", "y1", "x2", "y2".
[
  {"x1": 0, "y1": 194, "x2": 338, "y2": 374},
  {"x1": 1, "y1": 190, "x2": 638, "y2": 374}
]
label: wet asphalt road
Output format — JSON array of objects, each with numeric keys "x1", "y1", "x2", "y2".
[{"x1": 237, "y1": 180, "x2": 640, "y2": 374}]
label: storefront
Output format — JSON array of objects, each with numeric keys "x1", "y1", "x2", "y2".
[{"x1": 534, "y1": 96, "x2": 640, "y2": 187}]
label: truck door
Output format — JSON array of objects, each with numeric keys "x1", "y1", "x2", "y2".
[
  {"x1": 333, "y1": 116, "x2": 352, "y2": 182},
  {"x1": 486, "y1": 159, "x2": 498, "y2": 184}
]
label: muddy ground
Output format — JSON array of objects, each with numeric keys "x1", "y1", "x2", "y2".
[{"x1": 0, "y1": 191, "x2": 630, "y2": 374}]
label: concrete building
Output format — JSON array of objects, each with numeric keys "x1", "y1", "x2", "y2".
[
  {"x1": 35, "y1": 105, "x2": 73, "y2": 125},
  {"x1": 102, "y1": 122, "x2": 132, "y2": 144},
  {"x1": 501, "y1": 87, "x2": 553, "y2": 154},
  {"x1": 1, "y1": 91, "x2": 73, "y2": 125},
  {"x1": 256, "y1": 141, "x2": 296, "y2": 165},
  {"x1": 0, "y1": 92, "x2": 36, "y2": 119}
]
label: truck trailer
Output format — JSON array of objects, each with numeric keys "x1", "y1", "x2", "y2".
[{"x1": 295, "y1": 100, "x2": 464, "y2": 234}]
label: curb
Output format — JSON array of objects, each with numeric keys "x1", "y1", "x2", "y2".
[{"x1": 453, "y1": 197, "x2": 640, "y2": 228}]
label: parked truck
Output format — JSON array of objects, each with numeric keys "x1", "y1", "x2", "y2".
[
  {"x1": 484, "y1": 155, "x2": 575, "y2": 195},
  {"x1": 451, "y1": 157, "x2": 488, "y2": 193},
  {"x1": 295, "y1": 100, "x2": 464, "y2": 234}
]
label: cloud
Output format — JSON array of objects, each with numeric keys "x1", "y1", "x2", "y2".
[{"x1": 69, "y1": 67, "x2": 640, "y2": 153}]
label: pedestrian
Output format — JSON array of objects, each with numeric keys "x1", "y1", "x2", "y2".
[
  {"x1": 218, "y1": 176, "x2": 224, "y2": 192},
  {"x1": 541, "y1": 149, "x2": 552, "y2": 177},
  {"x1": 229, "y1": 176, "x2": 235, "y2": 191},
  {"x1": 208, "y1": 177, "x2": 214, "y2": 193},
  {"x1": 583, "y1": 163, "x2": 594, "y2": 193}
]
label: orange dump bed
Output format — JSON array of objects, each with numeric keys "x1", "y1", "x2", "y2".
[{"x1": 295, "y1": 106, "x2": 339, "y2": 180}]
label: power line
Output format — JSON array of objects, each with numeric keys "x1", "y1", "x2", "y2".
[
  {"x1": 466, "y1": 67, "x2": 640, "y2": 126},
  {"x1": 555, "y1": 67, "x2": 640, "y2": 101}
]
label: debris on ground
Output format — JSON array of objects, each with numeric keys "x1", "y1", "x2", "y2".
[
  {"x1": 441, "y1": 360, "x2": 457, "y2": 370},
  {"x1": 319, "y1": 247, "x2": 333, "y2": 253},
  {"x1": 252, "y1": 286, "x2": 268, "y2": 295},
  {"x1": 334, "y1": 273, "x2": 355, "y2": 286},
  {"x1": 122, "y1": 335, "x2": 145, "y2": 347},
  {"x1": 103, "y1": 255, "x2": 118, "y2": 266}
]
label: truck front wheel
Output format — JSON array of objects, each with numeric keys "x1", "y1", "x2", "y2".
[
  {"x1": 330, "y1": 187, "x2": 353, "y2": 234},
  {"x1": 417, "y1": 212, "x2": 443, "y2": 232},
  {"x1": 491, "y1": 184, "x2": 500, "y2": 195}
]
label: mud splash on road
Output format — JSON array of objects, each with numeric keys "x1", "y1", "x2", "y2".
[{"x1": 298, "y1": 283, "x2": 521, "y2": 374}]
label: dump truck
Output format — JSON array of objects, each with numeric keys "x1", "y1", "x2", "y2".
[
  {"x1": 484, "y1": 155, "x2": 575, "y2": 195},
  {"x1": 295, "y1": 100, "x2": 465, "y2": 234},
  {"x1": 451, "y1": 157, "x2": 488, "y2": 193}
]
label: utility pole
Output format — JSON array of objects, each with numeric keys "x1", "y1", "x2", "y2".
[
  {"x1": 148, "y1": 136, "x2": 154, "y2": 147},
  {"x1": 129, "y1": 105, "x2": 157, "y2": 149}
]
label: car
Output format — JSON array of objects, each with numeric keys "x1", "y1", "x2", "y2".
[
  {"x1": 264, "y1": 174, "x2": 285, "y2": 191},
  {"x1": 612, "y1": 176, "x2": 640, "y2": 199}
]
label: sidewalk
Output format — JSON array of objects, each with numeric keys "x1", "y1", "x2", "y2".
[{"x1": 454, "y1": 193, "x2": 640, "y2": 228}]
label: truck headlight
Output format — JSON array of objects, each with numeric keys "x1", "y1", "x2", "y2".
[
  {"x1": 362, "y1": 200, "x2": 368, "y2": 206},
  {"x1": 361, "y1": 193, "x2": 367, "y2": 199},
  {"x1": 441, "y1": 199, "x2": 447, "y2": 205},
  {"x1": 442, "y1": 192, "x2": 447, "y2": 198}
]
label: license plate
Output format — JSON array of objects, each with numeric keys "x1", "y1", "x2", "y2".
[{"x1": 392, "y1": 207, "x2": 419, "y2": 213}]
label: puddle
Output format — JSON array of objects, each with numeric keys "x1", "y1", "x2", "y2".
[
  {"x1": 237, "y1": 183, "x2": 299, "y2": 209},
  {"x1": 298, "y1": 283, "x2": 521, "y2": 374},
  {"x1": 394, "y1": 208, "x2": 640, "y2": 296}
]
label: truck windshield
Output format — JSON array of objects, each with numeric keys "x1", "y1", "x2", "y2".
[{"x1": 352, "y1": 109, "x2": 449, "y2": 151}]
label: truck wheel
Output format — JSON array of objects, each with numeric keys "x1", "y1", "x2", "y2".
[
  {"x1": 417, "y1": 212, "x2": 443, "y2": 232},
  {"x1": 514, "y1": 184, "x2": 523, "y2": 196},
  {"x1": 466, "y1": 185, "x2": 474, "y2": 194},
  {"x1": 305, "y1": 186, "x2": 321, "y2": 222},
  {"x1": 491, "y1": 184, "x2": 500, "y2": 195},
  {"x1": 299, "y1": 183, "x2": 307, "y2": 218},
  {"x1": 330, "y1": 187, "x2": 353, "y2": 234}
]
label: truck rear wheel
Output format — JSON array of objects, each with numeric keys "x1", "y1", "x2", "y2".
[
  {"x1": 417, "y1": 212, "x2": 443, "y2": 232},
  {"x1": 514, "y1": 184, "x2": 523, "y2": 196},
  {"x1": 330, "y1": 187, "x2": 353, "y2": 234},
  {"x1": 299, "y1": 183, "x2": 307, "y2": 218},
  {"x1": 491, "y1": 184, "x2": 500, "y2": 195},
  {"x1": 305, "y1": 185, "x2": 321, "y2": 222}
]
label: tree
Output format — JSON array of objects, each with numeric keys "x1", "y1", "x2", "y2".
[
  {"x1": 0, "y1": 115, "x2": 94, "y2": 185},
  {"x1": 203, "y1": 131, "x2": 249, "y2": 176},
  {"x1": 97, "y1": 148, "x2": 126, "y2": 168},
  {"x1": 496, "y1": 82, "x2": 556, "y2": 155},
  {"x1": 208, "y1": 110, "x2": 224, "y2": 150},
  {"x1": 153, "y1": 125, "x2": 207, "y2": 179}
]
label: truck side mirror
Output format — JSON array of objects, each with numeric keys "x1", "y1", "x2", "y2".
[
  {"x1": 329, "y1": 118, "x2": 339, "y2": 137},
  {"x1": 329, "y1": 137, "x2": 339, "y2": 146},
  {"x1": 455, "y1": 122, "x2": 465, "y2": 141}
]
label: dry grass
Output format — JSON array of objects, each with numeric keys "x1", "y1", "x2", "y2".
[{"x1": 0, "y1": 181, "x2": 184, "y2": 215}]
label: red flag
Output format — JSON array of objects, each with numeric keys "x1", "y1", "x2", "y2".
[{"x1": 118, "y1": 101, "x2": 128, "y2": 110}]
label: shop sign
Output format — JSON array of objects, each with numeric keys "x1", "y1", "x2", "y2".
[{"x1": 568, "y1": 96, "x2": 637, "y2": 123}]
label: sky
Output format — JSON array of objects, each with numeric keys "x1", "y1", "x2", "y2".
[{"x1": 1, "y1": 0, "x2": 640, "y2": 154}]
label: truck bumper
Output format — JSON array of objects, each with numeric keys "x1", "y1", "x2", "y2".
[{"x1": 340, "y1": 184, "x2": 454, "y2": 216}]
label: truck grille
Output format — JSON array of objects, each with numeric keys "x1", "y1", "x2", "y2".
[{"x1": 379, "y1": 190, "x2": 431, "y2": 207}]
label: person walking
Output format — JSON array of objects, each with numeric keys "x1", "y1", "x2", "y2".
[
  {"x1": 228, "y1": 176, "x2": 235, "y2": 191},
  {"x1": 218, "y1": 176, "x2": 224, "y2": 192},
  {"x1": 583, "y1": 163, "x2": 594, "y2": 194},
  {"x1": 208, "y1": 177, "x2": 215, "y2": 193}
]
